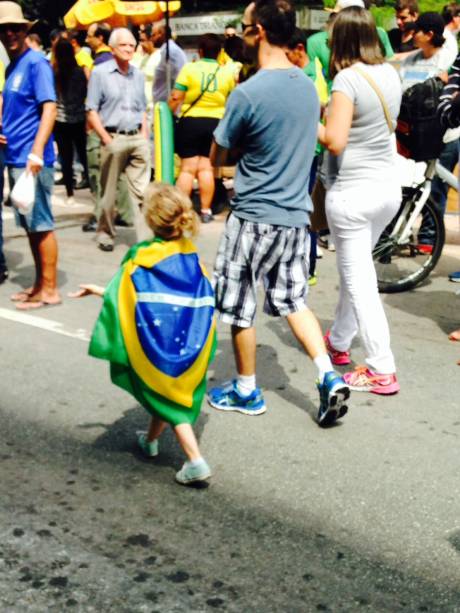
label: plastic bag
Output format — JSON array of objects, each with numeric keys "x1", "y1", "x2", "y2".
[{"x1": 10, "y1": 171, "x2": 35, "y2": 215}]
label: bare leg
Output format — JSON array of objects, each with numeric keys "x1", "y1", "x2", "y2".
[
  {"x1": 35, "y1": 231, "x2": 60, "y2": 303},
  {"x1": 147, "y1": 417, "x2": 168, "y2": 442},
  {"x1": 176, "y1": 156, "x2": 199, "y2": 197},
  {"x1": 286, "y1": 308, "x2": 328, "y2": 360},
  {"x1": 174, "y1": 423, "x2": 202, "y2": 462},
  {"x1": 231, "y1": 325, "x2": 256, "y2": 375},
  {"x1": 197, "y1": 156, "x2": 214, "y2": 213}
]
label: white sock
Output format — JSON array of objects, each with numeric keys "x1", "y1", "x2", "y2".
[
  {"x1": 236, "y1": 373, "x2": 256, "y2": 397},
  {"x1": 314, "y1": 354, "x2": 334, "y2": 384},
  {"x1": 186, "y1": 457, "x2": 205, "y2": 468}
]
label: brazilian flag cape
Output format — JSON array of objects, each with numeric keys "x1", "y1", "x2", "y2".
[{"x1": 89, "y1": 237, "x2": 217, "y2": 426}]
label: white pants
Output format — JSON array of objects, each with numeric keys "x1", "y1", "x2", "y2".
[{"x1": 326, "y1": 183, "x2": 401, "y2": 374}]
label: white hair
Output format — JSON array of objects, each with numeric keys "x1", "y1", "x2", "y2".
[{"x1": 108, "y1": 28, "x2": 136, "y2": 48}]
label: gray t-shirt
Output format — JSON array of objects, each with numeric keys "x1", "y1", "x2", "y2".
[
  {"x1": 214, "y1": 68, "x2": 320, "y2": 227},
  {"x1": 326, "y1": 62, "x2": 402, "y2": 191},
  {"x1": 153, "y1": 40, "x2": 187, "y2": 103}
]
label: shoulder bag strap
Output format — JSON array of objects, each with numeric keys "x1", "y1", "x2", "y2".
[
  {"x1": 180, "y1": 64, "x2": 220, "y2": 119},
  {"x1": 351, "y1": 65, "x2": 394, "y2": 134}
]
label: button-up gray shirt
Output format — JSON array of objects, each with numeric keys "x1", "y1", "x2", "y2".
[{"x1": 86, "y1": 59, "x2": 146, "y2": 131}]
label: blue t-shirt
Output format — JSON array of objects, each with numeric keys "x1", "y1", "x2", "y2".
[
  {"x1": 214, "y1": 68, "x2": 319, "y2": 227},
  {"x1": 3, "y1": 48, "x2": 56, "y2": 167}
]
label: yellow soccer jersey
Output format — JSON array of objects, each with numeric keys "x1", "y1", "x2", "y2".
[
  {"x1": 175, "y1": 59, "x2": 235, "y2": 119},
  {"x1": 75, "y1": 48, "x2": 93, "y2": 70}
]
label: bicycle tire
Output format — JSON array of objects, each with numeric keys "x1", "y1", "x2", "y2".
[{"x1": 373, "y1": 195, "x2": 445, "y2": 293}]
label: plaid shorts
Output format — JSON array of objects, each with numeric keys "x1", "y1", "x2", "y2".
[{"x1": 213, "y1": 215, "x2": 310, "y2": 328}]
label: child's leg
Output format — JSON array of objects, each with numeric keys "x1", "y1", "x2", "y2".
[
  {"x1": 173, "y1": 423, "x2": 202, "y2": 462},
  {"x1": 174, "y1": 423, "x2": 211, "y2": 485},
  {"x1": 147, "y1": 416, "x2": 167, "y2": 442}
]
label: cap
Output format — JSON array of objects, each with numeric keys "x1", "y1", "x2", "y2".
[
  {"x1": 413, "y1": 12, "x2": 445, "y2": 36},
  {"x1": 325, "y1": 0, "x2": 366, "y2": 13}
]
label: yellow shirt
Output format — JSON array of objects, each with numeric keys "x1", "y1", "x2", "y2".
[
  {"x1": 175, "y1": 59, "x2": 235, "y2": 119},
  {"x1": 75, "y1": 48, "x2": 93, "y2": 71}
]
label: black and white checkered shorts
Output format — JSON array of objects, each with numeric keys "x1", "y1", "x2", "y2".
[{"x1": 213, "y1": 215, "x2": 310, "y2": 328}]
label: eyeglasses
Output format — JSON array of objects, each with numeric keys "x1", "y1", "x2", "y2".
[{"x1": 241, "y1": 21, "x2": 256, "y2": 33}]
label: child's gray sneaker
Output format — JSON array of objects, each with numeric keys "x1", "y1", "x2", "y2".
[
  {"x1": 175, "y1": 459, "x2": 211, "y2": 485},
  {"x1": 137, "y1": 432, "x2": 159, "y2": 457}
]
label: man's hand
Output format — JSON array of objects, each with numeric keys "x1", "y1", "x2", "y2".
[
  {"x1": 101, "y1": 133, "x2": 113, "y2": 146},
  {"x1": 0, "y1": 133, "x2": 7, "y2": 146},
  {"x1": 26, "y1": 153, "x2": 44, "y2": 176}
]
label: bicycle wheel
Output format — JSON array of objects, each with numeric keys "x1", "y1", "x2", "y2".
[{"x1": 373, "y1": 194, "x2": 445, "y2": 293}]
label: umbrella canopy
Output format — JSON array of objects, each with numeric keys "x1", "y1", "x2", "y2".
[{"x1": 64, "y1": 0, "x2": 181, "y2": 29}]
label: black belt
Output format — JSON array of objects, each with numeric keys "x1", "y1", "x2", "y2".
[{"x1": 105, "y1": 125, "x2": 141, "y2": 135}]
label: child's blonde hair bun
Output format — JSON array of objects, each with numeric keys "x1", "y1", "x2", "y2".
[{"x1": 144, "y1": 182, "x2": 200, "y2": 240}]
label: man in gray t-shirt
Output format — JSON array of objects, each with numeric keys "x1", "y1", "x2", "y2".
[{"x1": 207, "y1": 0, "x2": 350, "y2": 428}]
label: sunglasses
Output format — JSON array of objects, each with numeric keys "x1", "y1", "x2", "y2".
[
  {"x1": 241, "y1": 21, "x2": 256, "y2": 33},
  {"x1": 0, "y1": 23, "x2": 26, "y2": 33}
]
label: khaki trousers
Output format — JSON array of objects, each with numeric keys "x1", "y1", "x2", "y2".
[
  {"x1": 86, "y1": 130, "x2": 134, "y2": 224},
  {"x1": 97, "y1": 133, "x2": 151, "y2": 245}
]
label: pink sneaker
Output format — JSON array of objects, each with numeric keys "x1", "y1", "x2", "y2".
[
  {"x1": 343, "y1": 366, "x2": 400, "y2": 395},
  {"x1": 324, "y1": 330, "x2": 351, "y2": 366}
]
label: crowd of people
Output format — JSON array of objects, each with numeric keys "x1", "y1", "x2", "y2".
[{"x1": 0, "y1": 0, "x2": 459, "y2": 484}]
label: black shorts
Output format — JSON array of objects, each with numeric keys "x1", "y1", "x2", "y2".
[{"x1": 175, "y1": 116, "x2": 219, "y2": 159}]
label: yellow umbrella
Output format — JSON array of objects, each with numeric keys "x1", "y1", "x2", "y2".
[{"x1": 64, "y1": 0, "x2": 181, "y2": 29}]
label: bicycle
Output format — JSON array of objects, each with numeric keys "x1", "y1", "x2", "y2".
[{"x1": 372, "y1": 157, "x2": 458, "y2": 293}]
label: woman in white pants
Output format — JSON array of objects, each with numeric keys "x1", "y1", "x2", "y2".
[{"x1": 318, "y1": 6, "x2": 402, "y2": 395}]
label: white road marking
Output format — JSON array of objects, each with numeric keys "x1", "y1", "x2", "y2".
[{"x1": 0, "y1": 307, "x2": 90, "y2": 342}]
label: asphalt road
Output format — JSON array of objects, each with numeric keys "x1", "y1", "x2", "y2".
[{"x1": 1, "y1": 188, "x2": 460, "y2": 612}]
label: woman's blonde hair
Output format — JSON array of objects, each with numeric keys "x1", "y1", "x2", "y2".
[{"x1": 144, "y1": 183, "x2": 199, "y2": 240}]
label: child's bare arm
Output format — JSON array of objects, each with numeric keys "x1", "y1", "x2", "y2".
[{"x1": 68, "y1": 284, "x2": 106, "y2": 298}]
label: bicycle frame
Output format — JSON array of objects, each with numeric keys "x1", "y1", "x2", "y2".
[{"x1": 390, "y1": 158, "x2": 457, "y2": 244}]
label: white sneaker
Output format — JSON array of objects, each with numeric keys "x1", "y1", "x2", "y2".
[{"x1": 66, "y1": 196, "x2": 76, "y2": 206}]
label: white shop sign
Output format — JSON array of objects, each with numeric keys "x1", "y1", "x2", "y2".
[{"x1": 170, "y1": 13, "x2": 241, "y2": 36}]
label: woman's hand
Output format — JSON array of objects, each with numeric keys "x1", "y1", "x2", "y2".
[{"x1": 68, "y1": 284, "x2": 105, "y2": 298}]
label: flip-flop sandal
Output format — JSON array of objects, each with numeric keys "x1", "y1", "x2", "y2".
[
  {"x1": 448, "y1": 331, "x2": 460, "y2": 342},
  {"x1": 11, "y1": 290, "x2": 34, "y2": 302},
  {"x1": 15, "y1": 300, "x2": 62, "y2": 311}
]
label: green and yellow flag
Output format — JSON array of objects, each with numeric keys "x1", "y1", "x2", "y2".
[{"x1": 89, "y1": 237, "x2": 217, "y2": 426}]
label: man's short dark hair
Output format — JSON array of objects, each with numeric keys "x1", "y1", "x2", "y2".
[
  {"x1": 142, "y1": 24, "x2": 153, "y2": 38},
  {"x1": 198, "y1": 33, "x2": 222, "y2": 60},
  {"x1": 395, "y1": 0, "x2": 419, "y2": 15},
  {"x1": 50, "y1": 28, "x2": 65, "y2": 43},
  {"x1": 442, "y1": 2, "x2": 460, "y2": 25},
  {"x1": 286, "y1": 27, "x2": 307, "y2": 51},
  {"x1": 253, "y1": 0, "x2": 296, "y2": 47},
  {"x1": 95, "y1": 24, "x2": 111, "y2": 44}
]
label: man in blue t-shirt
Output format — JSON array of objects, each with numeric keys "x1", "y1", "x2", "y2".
[
  {"x1": 0, "y1": 2, "x2": 59, "y2": 310},
  {"x1": 207, "y1": 0, "x2": 351, "y2": 427}
]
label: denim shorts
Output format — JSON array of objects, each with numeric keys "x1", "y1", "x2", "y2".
[{"x1": 9, "y1": 166, "x2": 55, "y2": 232}]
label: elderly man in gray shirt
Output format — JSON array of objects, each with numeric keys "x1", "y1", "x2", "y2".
[{"x1": 86, "y1": 27, "x2": 151, "y2": 251}]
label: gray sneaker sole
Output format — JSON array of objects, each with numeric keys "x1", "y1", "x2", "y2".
[{"x1": 318, "y1": 386, "x2": 350, "y2": 427}]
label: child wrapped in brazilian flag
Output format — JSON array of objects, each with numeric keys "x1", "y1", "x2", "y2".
[{"x1": 70, "y1": 184, "x2": 217, "y2": 486}]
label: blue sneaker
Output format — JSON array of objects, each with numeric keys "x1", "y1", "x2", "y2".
[
  {"x1": 448, "y1": 271, "x2": 460, "y2": 283},
  {"x1": 317, "y1": 371, "x2": 350, "y2": 427},
  {"x1": 207, "y1": 380, "x2": 266, "y2": 415}
]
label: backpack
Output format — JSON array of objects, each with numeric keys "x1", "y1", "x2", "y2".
[{"x1": 396, "y1": 76, "x2": 446, "y2": 162}]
